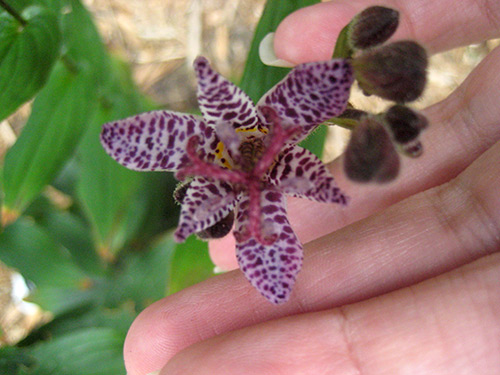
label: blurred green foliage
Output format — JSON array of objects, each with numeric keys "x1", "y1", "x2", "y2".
[{"x1": 0, "y1": 0, "x2": 321, "y2": 373}]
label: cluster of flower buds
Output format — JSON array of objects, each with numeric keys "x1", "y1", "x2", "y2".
[{"x1": 332, "y1": 6, "x2": 429, "y2": 183}]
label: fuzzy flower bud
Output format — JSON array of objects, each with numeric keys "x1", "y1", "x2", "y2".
[
  {"x1": 343, "y1": 116, "x2": 400, "y2": 183},
  {"x1": 349, "y1": 6, "x2": 400, "y2": 50},
  {"x1": 384, "y1": 105, "x2": 428, "y2": 157},
  {"x1": 352, "y1": 41, "x2": 428, "y2": 103},
  {"x1": 384, "y1": 104, "x2": 428, "y2": 143}
]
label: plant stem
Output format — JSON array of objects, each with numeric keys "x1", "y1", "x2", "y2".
[
  {"x1": 326, "y1": 108, "x2": 367, "y2": 130},
  {"x1": 0, "y1": 0, "x2": 27, "y2": 26},
  {"x1": 324, "y1": 118, "x2": 357, "y2": 131}
]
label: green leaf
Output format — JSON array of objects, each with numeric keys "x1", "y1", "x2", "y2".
[
  {"x1": 29, "y1": 327, "x2": 125, "y2": 375},
  {"x1": 122, "y1": 171, "x2": 179, "y2": 244},
  {"x1": 0, "y1": 13, "x2": 17, "y2": 61},
  {"x1": 239, "y1": 0, "x2": 326, "y2": 157},
  {"x1": 0, "y1": 6, "x2": 61, "y2": 121},
  {"x1": 20, "y1": 193, "x2": 104, "y2": 276},
  {"x1": 61, "y1": 0, "x2": 110, "y2": 85},
  {"x1": 167, "y1": 235, "x2": 214, "y2": 295},
  {"x1": 0, "y1": 217, "x2": 91, "y2": 314},
  {"x1": 76, "y1": 108, "x2": 142, "y2": 257},
  {"x1": 37, "y1": 209, "x2": 105, "y2": 276},
  {"x1": 0, "y1": 0, "x2": 61, "y2": 14},
  {"x1": 0, "y1": 346, "x2": 34, "y2": 375},
  {"x1": 2, "y1": 62, "x2": 97, "y2": 216},
  {"x1": 23, "y1": 304, "x2": 134, "y2": 346},
  {"x1": 1, "y1": 1, "x2": 31, "y2": 13},
  {"x1": 76, "y1": 59, "x2": 155, "y2": 256},
  {"x1": 106, "y1": 234, "x2": 174, "y2": 310}
]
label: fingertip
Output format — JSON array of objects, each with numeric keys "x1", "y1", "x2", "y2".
[
  {"x1": 274, "y1": 2, "x2": 358, "y2": 64},
  {"x1": 123, "y1": 290, "x2": 227, "y2": 375},
  {"x1": 124, "y1": 300, "x2": 170, "y2": 375},
  {"x1": 208, "y1": 235, "x2": 239, "y2": 271},
  {"x1": 123, "y1": 272, "x2": 262, "y2": 375}
]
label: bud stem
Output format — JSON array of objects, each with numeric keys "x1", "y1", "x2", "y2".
[
  {"x1": 327, "y1": 108, "x2": 367, "y2": 130},
  {"x1": 325, "y1": 118, "x2": 357, "y2": 131}
]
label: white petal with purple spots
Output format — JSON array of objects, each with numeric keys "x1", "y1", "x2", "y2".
[
  {"x1": 234, "y1": 191, "x2": 303, "y2": 304},
  {"x1": 101, "y1": 110, "x2": 218, "y2": 171},
  {"x1": 267, "y1": 145, "x2": 348, "y2": 204},
  {"x1": 194, "y1": 57, "x2": 261, "y2": 131},
  {"x1": 174, "y1": 177, "x2": 237, "y2": 242},
  {"x1": 257, "y1": 59, "x2": 354, "y2": 143}
]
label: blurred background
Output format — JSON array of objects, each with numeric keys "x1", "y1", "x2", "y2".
[{"x1": 0, "y1": 0, "x2": 498, "y2": 373}]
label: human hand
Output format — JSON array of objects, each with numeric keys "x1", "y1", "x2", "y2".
[{"x1": 124, "y1": 1, "x2": 500, "y2": 374}]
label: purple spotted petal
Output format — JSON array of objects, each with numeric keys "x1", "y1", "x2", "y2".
[
  {"x1": 257, "y1": 59, "x2": 354, "y2": 143},
  {"x1": 194, "y1": 57, "x2": 261, "y2": 131},
  {"x1": 101, "y1": 110, "x2": 218, "y2": 171},
  {"x1": 174, "y1": 177, "x2": 237, "y2": 242},
  {"x1": 234, "y1": 191, "x2": 303, "y2": 304},
  {"x1": 266, "y1": 145, "x2": 348, "y2": 204}
]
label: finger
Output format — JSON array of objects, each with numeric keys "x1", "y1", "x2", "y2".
[
  {"x1": 209, "y1": 44, "x2": 500, "y2": 267},
  {"x1": 124, "y1": 137, "x2": 500, "y2": 375},
  {"x1": 208, "y1": 235, "x2": 238, "y2": 271},
  {"x1": 158, "y1": 254, "x2": 500, "y2": 375},
  {"x1": 273, "y1": 0, "x2": 500, "y2": 64}
]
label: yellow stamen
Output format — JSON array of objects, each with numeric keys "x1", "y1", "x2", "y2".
[{"x1": 214, "y1": 141, "x2": 233, "y2": 169}]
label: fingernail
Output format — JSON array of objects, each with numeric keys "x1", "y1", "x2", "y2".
[
  {"x1": 146, "y1": 371, "x2": 160, "y2": 375},
  {"x1": 259, "y1": 33, "x2": 295, "y2": 67}
]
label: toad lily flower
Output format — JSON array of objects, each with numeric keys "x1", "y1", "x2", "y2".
[{"x1": 101, "y1": 56, "x2": 353, "y2": 304}]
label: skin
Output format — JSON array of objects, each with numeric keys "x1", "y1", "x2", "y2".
[{"x1": 124, "y1": 0, "x2": 500, "y2": 374}]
